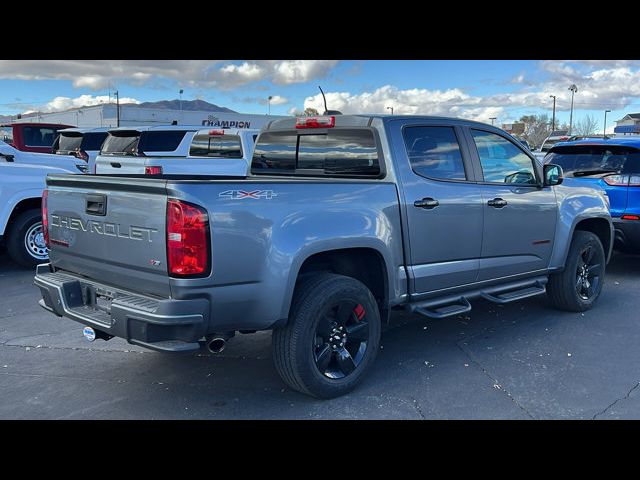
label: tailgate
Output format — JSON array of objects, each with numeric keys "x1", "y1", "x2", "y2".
[
  {"x1": 46, "y1": 175, "x2": 171, "y2": 297},
  {"x1": 95, "y1": 155, "x2": 146, "y2": 174}
]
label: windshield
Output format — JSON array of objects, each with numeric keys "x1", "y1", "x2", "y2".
[{"x1": 545, "y1": 145, "x2": 640, "y2": 176}]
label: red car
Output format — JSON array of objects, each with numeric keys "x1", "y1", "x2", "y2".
[{"x1": 0, "y1": 122, "x2": 73, "y2": 153}]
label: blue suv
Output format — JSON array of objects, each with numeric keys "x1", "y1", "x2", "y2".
[{"x1": 544, "y1": 138, "x2": 640, "y2": 252}]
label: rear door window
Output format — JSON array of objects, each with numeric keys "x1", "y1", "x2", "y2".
[
  {"x1": 402, "y1": 126, "x2": 467, "y2": 180},
  {"x1": 189, "y1": 133, "x2": 243, "y2": 158}
]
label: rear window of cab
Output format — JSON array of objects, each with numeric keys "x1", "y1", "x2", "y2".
[
  {"x1": 189, "y1": 133, "x2": 243, "y2": 158},
  {"x1": 251, "y1": 129, "x2": 381, "y2": 177}
]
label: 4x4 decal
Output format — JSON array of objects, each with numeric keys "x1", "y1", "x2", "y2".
[{"x1": 219, "y1": 190, "x2": 277, "y2": 200}]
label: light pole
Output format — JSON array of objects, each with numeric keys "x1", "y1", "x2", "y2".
[
  {"x1": 603, "y1": 110, "x2": 611, "y2": 138},
  {"x1": 568, "y1": 84, "x2": 578, "y2": 135},
  {"x1": 179, "y1": 89, "x2": 184, "y2": 115},
  {"x1": 268, "y1": 96, "x2": 273, "y2": 115},
  {"x1": 549, "y1": 95, "x2": 557, "y2": 131},
  {"x1": 489, "y1": 117, "x2": 497, "y2": 126},
  {"x1": 386, "y1": 106, "x2": 394, "y2": 115},
  {"x1": 115, "y1": 90, "x2": 120, "y2": 127}
]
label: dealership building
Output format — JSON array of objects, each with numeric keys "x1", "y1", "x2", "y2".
[{"x1": 9, "y1": 104, "x2": 284, "y2": 130}]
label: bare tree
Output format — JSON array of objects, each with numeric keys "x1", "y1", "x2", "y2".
[
  {"x1": 519, "y1": 114, "x2": 553, "y2": 148},
  {"x1": 573, "y1": 115, "x2": 599, "y2": 136}
]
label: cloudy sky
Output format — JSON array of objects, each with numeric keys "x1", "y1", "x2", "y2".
[{"x1": 0, "y1": 60, "x2": 638, "y2": 133}]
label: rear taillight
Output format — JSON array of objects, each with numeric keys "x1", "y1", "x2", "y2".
[
  {"x1": 145, "y1": 166, "x2": 163, "y2": 175},
  {"x1": 295, "y1": 116, "x2": 335, "y2": 129},
  {"x1": 603, "y1": 174, "x2": 629, "y2": 186},
  {"x1": 42, "y1": 189, "x2": 49, "y2": 248},
  {"x1": 166, "y1": 199, "x2": 210, "y2": 277},
  {"x1": 622, "y1": 214, "x2": 640, "y2": 221},
  {"x1": 209, "y1": 129, "x2": 225, "y2": 135}
]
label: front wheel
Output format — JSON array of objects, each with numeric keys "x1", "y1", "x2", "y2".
[
  {"x1": 547, "y1": 231, "x2": 606, "y2": 312},
  {"x1": 6, "y1": 209, "x2": 49, "y2": 269},
  {"x1": 272, "y1": 273, "x2": 381, "y2": 398}
]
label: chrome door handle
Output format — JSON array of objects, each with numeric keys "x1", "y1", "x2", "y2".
[
  {"x1": 414, "y1": 198, "x2": 439, "y2": 209},
  {"x1": 487, "y1": 198, "x2": 508, "y2": 208}
]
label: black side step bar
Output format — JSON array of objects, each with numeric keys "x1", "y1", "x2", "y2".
[
  {"x1": 408, "y1": 276, "x2": 548, "y2": 319},
  {"x1": 480, "y1": 283, "x2": 546, "y2": 304},
  {"x1": 410, "y1": 297, "x2": 471, "y2": 319}
]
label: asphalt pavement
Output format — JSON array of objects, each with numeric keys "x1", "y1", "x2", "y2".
[{"x1": 1, "y1": 249, "x2": 639, "y2": 419}]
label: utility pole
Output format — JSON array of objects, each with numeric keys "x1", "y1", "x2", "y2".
[
  {"x1": 604, "y1": 110, "x2": 611, "y2": 138},
  {"x1": 115, "y1": 90, "x2": 120, "y2": 127},
  {"x1": 568, "y1": 84, "x2": 578, "y2": 135},
  {"x1": 549, "y1": 95, "x2": 557, "y2": 131}
]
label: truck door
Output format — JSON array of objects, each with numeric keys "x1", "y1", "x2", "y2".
[
  {"x1": 388, "y1": 120, "x2": 484, "y2": 295},
  {"x1": 464, "y1": 127, "x2": 557, "y2": 281}
]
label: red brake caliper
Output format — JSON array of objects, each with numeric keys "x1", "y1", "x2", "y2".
[{"x1": 353, "y1": 304, "x2": 366, "y2": 321}]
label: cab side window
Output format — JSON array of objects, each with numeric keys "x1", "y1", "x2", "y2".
[
  {"x1": 403, "y1": 126, "x2": 467, "y2": 181},
  {"x1": 471, "y1": 129, "x2": 537, "y2": 185}
]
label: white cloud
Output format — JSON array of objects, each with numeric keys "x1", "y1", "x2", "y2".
[
  {"x1": 272, "y1": 60, "x2": 338, "y2": 84},
  {"x1": 0, "y1": 60, "x2": 340, "y2": 91},
  {"x1": 302, "y1": 85, "x2": 505, "y2": 122}
]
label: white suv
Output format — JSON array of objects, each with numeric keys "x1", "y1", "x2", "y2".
[{"x1": 94, "y1": 125, "x2": 201, "y2": 175}]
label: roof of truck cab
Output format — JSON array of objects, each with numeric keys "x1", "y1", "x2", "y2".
[{"x1": 265, "y1": 114, "x2": 503, "y2": 131}]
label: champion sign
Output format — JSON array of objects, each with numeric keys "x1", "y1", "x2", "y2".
[{"x1": 202, "y1": 115, "x2": 251, "y2": 129}]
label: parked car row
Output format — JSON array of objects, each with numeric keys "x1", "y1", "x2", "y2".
[{"x1": 1, "y1": 122, "x2": 260, "y2": 266}]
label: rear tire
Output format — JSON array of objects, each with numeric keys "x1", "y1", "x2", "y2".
[
  {"x1": 6, "y1": 209, "x2": 48, "y2": 269},
  {"x1": 272, "y1": 273, "x2": 381, "y2": 398},
  {"x1": 547, "y1": 231, "x2": 605, "y2": 312}
]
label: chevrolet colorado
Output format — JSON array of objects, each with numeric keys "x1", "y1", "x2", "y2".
[{"x1": 34, "y1": 115, "x2": 613, "y2": 398}]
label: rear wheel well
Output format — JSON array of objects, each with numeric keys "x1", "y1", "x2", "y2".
[
  {"x1": 573, "y1": 218, "x2": 611, "y2": 259},
  {"x1": 295, "y1": 248, "x2": 389, "y2": 322},
  {"x1": 6, "y1": 198, "x2": 41, "y2": 233}
]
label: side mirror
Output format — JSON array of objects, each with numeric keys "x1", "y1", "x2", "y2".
[
  {"x1": 1, "y1": 153, "x2": 14, "y2": 162},
  {"x1": 544, "y1": 164, "x2": 563, "y2": 186}
]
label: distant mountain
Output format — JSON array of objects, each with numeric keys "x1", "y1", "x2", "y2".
[
  {"x1": 0, "y1": 115, "x2": 12, "y2": 124},
  {"x1": 134, "y1": 99, "x2": 236, "y2": 113}
]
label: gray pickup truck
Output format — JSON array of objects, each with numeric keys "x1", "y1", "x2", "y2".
[{"x1": 34, "y1": 114, "x2": 613, "y2": 398}]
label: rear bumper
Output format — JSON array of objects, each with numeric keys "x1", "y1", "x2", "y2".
[
  {"x1": 33, "y1": 264, "x2": 209, "y2": 352},
  {"x1": 613, "y1": 217, "x2": 640, "y2": 250}
]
